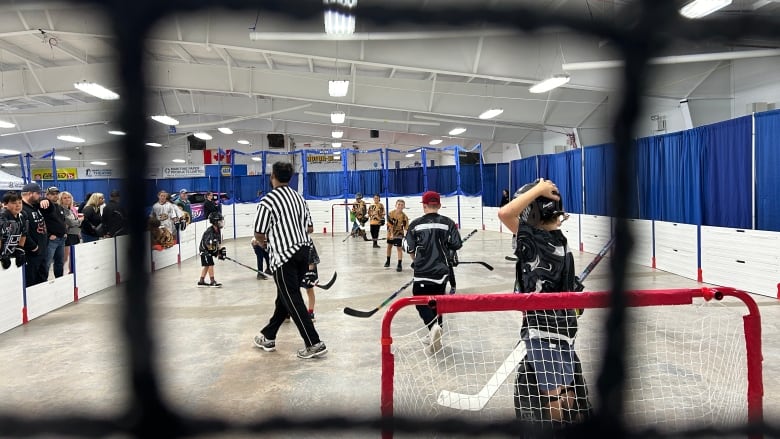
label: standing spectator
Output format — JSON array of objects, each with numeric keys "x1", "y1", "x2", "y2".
[
  {"x1": 102, "y1": 190, "x2": 127, "y2": 237},
  {"x1": 252, "y1": 161, "x2": 327, "y2": 360},
  {"x1": 77, "y1": 192, "x2": 92, "y2": 214},
  {"x1": 202, "y1": 190, "x2": 219, "y2": 220},
  {"x1": 175, "y1": 189, "x2": 192, "y2": 220},
  {"x1": 80, "y1": 193, "x2": 105, "y2": 243},
  {"x1": 0, "y1": 191, "x2": 27, "y2": 271},
  {"x1": 403, "y1": 191, "x2": 462, "y2": 354},
  {"x1": 41, "y1": 186, "x2": 67, "y2": 278},
  {"x1": 59, "y1": 191, "x2": 80, "y2": 274},
  {"x1": 500, "y1": 188, "x2": 511, "y2": 207},
  {"x1": 368, "y1": 193, "x2": 385, "y2": 248},
  {"x1": 150, "y1": 190, "x2": 180, "y2": 237},
  {"x1": 20, "y1": 183, "x2": 49, "y2": 286},
  {"x1": 349, "y1": 192, "x2": 368, "y2": 239},
  {"x1": 251, "y1": 192, "x2": 270, "y2": 280},
  {"x1": 384, "y1": 199, "x2": 409, "y2": 271}
]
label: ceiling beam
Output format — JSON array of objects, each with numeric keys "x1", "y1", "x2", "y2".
[
  {"x1": 170, "y1": 44, "x2": 195, "y2": 63},
  {"x1": 52, "y1": 41, "x2": 88, "y2": 64},
  {"x1": 16, "y1": 10, "x2": 29, "y2": 30},
  {"x1": 683, "y1": 61, "x2": 724, "y2": 99},
  {"x1": 471, "y1": 36, "x2": 484, "y2": 74},
  {"x1": 0, "y1": 40, "x2": 54, "y2": 68}
]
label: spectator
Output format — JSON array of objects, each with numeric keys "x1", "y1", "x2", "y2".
[
  {"x1": 42, "y1": 186, "x2": 67, "y2": 278},
  {"x1": 0, "y1": 191, "x2": 27, "y2": 271},
  {"x1": 77, "y1": 192, "x2": 92, "y2": 214},
  {"x1": 500, "y1": 188, "x2": 510, "y2": 207},
  {"x1": 80, "y1": 192, "x2": 105, "y2": 243},
  {"x1": 203, "y1": 190, "x2": 219, "y2": 220},
  {"x1": 20, "y1": 183, "x2": 49, "y2": 286},
  {"x1": 59, "y1": 191, "x2": 80, "y2": 273},
  {"x1": 102, "y1": 190, "x2": 127, "y2": 237},
  {"x1": 175, "y1": 189, "x2": 193, "y2": 221},
  {"x1": 150, "y1": 190, "x2": 180, "y2": 236}
]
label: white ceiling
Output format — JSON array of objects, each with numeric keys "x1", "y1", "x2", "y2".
[{"x1": 0, "y1": 0, "x2": 779, "y2": 161}]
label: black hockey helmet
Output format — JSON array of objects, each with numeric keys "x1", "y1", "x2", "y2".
[
  {"x1": 208, "y1": 212, "x2": 224, "y2": 227},
  {"x1": 514, "y1": 179, "x2": 563, "y2": 227}
]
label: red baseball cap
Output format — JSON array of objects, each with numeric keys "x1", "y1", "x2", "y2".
[{"x1": 421, "y1": 191, "x2": 441, "y2": 205}]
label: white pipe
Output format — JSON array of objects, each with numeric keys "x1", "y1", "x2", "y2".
[
  {"x1": 249, "y1": 30, "x2": 518, "y2": 41},
  {"x1": 563, "y1": 49, "x2": 780, "y2": 71}
]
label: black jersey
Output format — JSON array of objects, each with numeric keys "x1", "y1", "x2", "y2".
[
  {"x1": 403, "y1": 212, "x2": 462, "y2": 283},
  {"x1": 199, "y1": 225, "x2": 222, "y2": 255},
  {"x1": 0, "y1": 208, "x2": 25, "y2": 258},
  {"x1": 21, "y1": 201, "x2": 47, "y2": 254}
]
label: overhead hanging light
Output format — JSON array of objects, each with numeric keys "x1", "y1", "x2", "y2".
[
  {"x1": 328, "y1": 80, "x2": 350, "y2": 97},
  {"x1": 331, "y1": 111, "x2": 346, "y2": 124},
  {"x1": 680, "y1": 0, "x2": 732, "y2": 18},
  {"x1": 145, "y1": 142, "x2": 162, "y2": 147},
  {"x1": 172, "y1": 159, "x2": 186, "y2": 163},
  {"x1": 324, "y1": 0, "x2": 357, "y2": 35},
  {"x1": 0, "y1": 120, "x2": 16, "y2": 128},
  {"x1": 74, "y1": 81, "x2": 119, "y2": 100},
  {"x1": 193, "y1": 132, "x2": 213, "y2": 140},
  {"x1": 53, "y1": 155, "x2": 71, "y2": 161},
  {"x1": 529, "y1": 74, "x2": 570, "y2": 94},
  {"x1": 251, "y1": 157, "x2": 262, "y2": 162},
  {"x1": 237, "y1": 139, "x2": 251, "y2": 145},
  {"x1": 1, "y1": 162, "x2": 18, "y2": 167},
  {"x1": 0, "y1": 148, "x2": 21, "y2": 155},
  {"x1": 218, "y1": 127, "x2": 233, "y2": 134},
  {"x1": 57, "y1": 135, "x2": 85, "y2": 143},
  {"x1": 429, "y1": 139, "x2": 442, "y2": 145},
  {"x1": 151, "y1": 115, "x2": 179, "y2": 126},
  {"x1": 478, "y1": 108, "x2": 504, "y2": 120},
  {"x1": 448, "y1": 127, "x2": 466, "y2": 136},
  {"x1": 332, "y1": 142, "x2": 342, "y2": 148},
  {"x1": 90, "y1": 161, "x2": 107, "y2": 166},
  {"x1": 331, "y1": 130, "x2": 344, "y2": 138},
  {"x1": 108, "y1": 130, "x2": 126, "y2": 136},
  {"x1": 405, "y1": 153, "x2": 415, "y2": 158},
  {"x1": 333, "y1": 150, "x2": 341, "y2": 155}
]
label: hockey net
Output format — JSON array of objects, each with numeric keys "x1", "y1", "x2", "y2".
[{"x1": 381, "y1": 288, "x2": 762, "y2": 438}]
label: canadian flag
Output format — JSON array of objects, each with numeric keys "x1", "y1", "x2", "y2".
[{"x1": 203, "y1": 149, "x2": 232, "y2": 164}]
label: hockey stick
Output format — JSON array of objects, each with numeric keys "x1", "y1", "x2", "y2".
[
  {"x1": 575, "y1": 237, "x2": 615, "y2": 288},
  {"x1": 224, "y1": 256, "x2": 271, "y2": 279},
  {"x1": 343, "y1": 279, "x2": 414, "y2": 318},
  {"x1": 456, "y1": 261, "x2": 494, "y2": 271},
  {"x1": 223, "y1": 255, "x2": 338, "y2": 290},
  {"x1": 314, "y1": 271, "x2": 338, "y2": 290},
  {"x1": 505, "y1": 255, "x2": 517, "y2": 262},
  {"x1": 437, "y1": 343, "x2": 527, "y2": 411}
]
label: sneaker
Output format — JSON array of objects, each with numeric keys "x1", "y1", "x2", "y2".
[
  {"x1": 297, "y1": 342, "x2": 327, "y2": 359},
  {"x1": 253, "y1": 334, "x2": 276, "y2": 352},
  {"x1": 396, "y1": 262, "x2": 402, "y2": 272},
  {"x1": 309, "y1": 311, "x2": 316, "y2": 321},
  {"x1": 197, "y1": 280, "x2": 209, "y2": 287},
  {"x1": 426, "y1": 324, "x2": 443, "y2": 354},
  {"x1": 384, "y1": 260, "x2": 390, "y2": 268},
  {"x1": 210, "y1": 280, "x2": 222, "y2": 288},
  {"x1": 264, "y1": 268, "x2": 272, "y2": 276},
  {"x1": 257, "y1": 272, "x2": 264, "y2": 280}
]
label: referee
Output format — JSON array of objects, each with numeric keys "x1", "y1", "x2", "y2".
[{"x1": 251, "y1": 161, "x2": 327, "y2": 359}]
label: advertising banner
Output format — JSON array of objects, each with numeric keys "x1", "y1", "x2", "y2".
[{"x1": 31, "y1": 168, "x2": 78, "y2": 180}]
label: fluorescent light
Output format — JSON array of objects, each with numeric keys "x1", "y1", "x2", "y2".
[
  {"x1": 57, "y1": 135, "x2": 85, "y2": 143},
  {"x1": 145, "y1": 142, "x2": 162, "y2": 147},
  {"x1": 0, "y1": 120, "x2": 16, "y2": 128},
  {"x1": 448, "y1": 127, "x2": 466, "y2": 136},
  {"x1": 405, "y1": 153, "x2": 414, "y2": 158},
  {"x1": 1, "y1": 162, "x2": 18, "y2": 167},
  {"x1": 332, "y1": 142, "x2": 342, "y2": 148},
  {"x1": 328, "y1": 80, "x2": 350, "y2": 97},
  {"x1": 333, "y1": 150, "x2": 341, "y2": 155},
  {"x1": 0, "y1": 149, "x2": 21, "y2": 155},
  {"x1": 251, "y1": 157, "x2": 262, "y2": 162},
  {"x1": 324, "y1": 0, "x2": 357, "y2": 35},
  {"x1": 172, "y1": 159, "x2": 186, "y2": 163},
  {"x1": 529, "y1": 74, "x2": 571, "y2": 94},
  {"x1": 151, "y1": 115, "x2": 179, "y2": 126},
  {"x1": 237, "y1": 139, "x2": 250, "y2": 145},
  {"x1": 90, "y1": 161, "x2": 107, "y2": 166},
  {"x1": 53, "y1": 155, "x2": 71, "y2": 161},
  {"x1": 331, "y1": 111, "x2": 346, "y2": 124},
  {"x1": 218, "y1": 127, "x2": 233, "y2": 134},
  {"x1": 429, "y1": 139, "x2": 442, "y2": 145},
  {"x1": 74, "y1": 81, "x2": 119, "y2": 100},
  {"x1": 193, "y1": 132, "x2": 212, "y2": 140},
  {"x1": 680, "y1": 0, "x2": 732, "y2": 18},
  {"x1": 331, "y1": 130, "x2": 344, "y2": 138},
  {"x1": 478, "y1": 108, "x2": 504, "y2": 120},
  {"x1": 108, "y1": 130, "x2": 126, "y2": 135}
]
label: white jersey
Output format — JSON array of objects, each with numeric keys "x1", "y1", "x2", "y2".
[{"x1": 151, "y1": 202, "x2": 180, "y2": 235}]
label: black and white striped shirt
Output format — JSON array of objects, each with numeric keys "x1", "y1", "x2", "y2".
[{"x1": 253, "y1": 185, "x2": 312, "y2": 270}]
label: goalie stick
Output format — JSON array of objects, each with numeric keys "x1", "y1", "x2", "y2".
[
  {"x1": 343, "y1": 279, "x2": 414, "y2": 318},
  {"x1": 223, "y1": 256, "x2": 338, "y2": 290},
  {"x1": 436, "y1": 237, "x2": 615, "y2": 411}
]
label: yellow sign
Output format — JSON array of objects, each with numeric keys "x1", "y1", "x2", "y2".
[
  {"x1": 307, "y1": 154, "x2": 341, "y2": 163},
  {"x1": 32, "y1": 168, "x2": 78, "y2": 180}
]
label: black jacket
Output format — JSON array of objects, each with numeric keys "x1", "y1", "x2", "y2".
[
  {"x1": 403, "y1": 212, "x2": 462, "y2": 283},
  {"x1": 41, "y1": 201, "x2": 67, "y2": 237},
  {"x1": 21, "y1": 201, "x2": 47, "y2": 255},
  {"x1": 102, "y1": 200, "x2": 127, "y2": 236},
  {"x1": 203, "y1": 198, "x2": 219, "y2": 219},
  {"x1": 81, "y1": 205, "x2": 102, "y2": 237}
]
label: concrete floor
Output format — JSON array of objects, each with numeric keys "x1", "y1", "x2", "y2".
[{"x1": 0, "y1": 230, "x2": 777, "y2": 437}]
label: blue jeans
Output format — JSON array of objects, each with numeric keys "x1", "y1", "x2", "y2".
[
  {"x1": 46, "y1": 236, "x2": 66, "y2": 278},
  {"x1": 253, "y1": 244, "x2": 270, "y2": 272}
]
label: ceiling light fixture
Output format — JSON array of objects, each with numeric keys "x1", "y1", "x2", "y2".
[
  {"x1": 332, "y1": 142, "x2": 342, "y2": 148},
  {"x1": 237, "y1": 140, "x2": 251, "y2": 145},
  {"x1": 108, "y1": 130, "x2": 126, "y2": 136},
  {"x1": 172, "y1": 159, "x2": 186, "y2": 163},
  {"x1": 405, "y1": 153, "x2": 414, "y2": 158},
  {"x1": 331, "y1": 130, "x2": 344, "y2": 138},
  {"x1": 251, "y1": 157, "x2": 262, "y2": 162},
  {"x1": 90, "y1": 161, "x2": 107, "y2": 166},
  {"x1": 478, "y1": 108, "x2": 504, "y2": 120},
  {"x1": 0, "y1": 149, "x2": 21, "y2": 155},
  {"x1": 429, "y1": 139, "x2": 442, "y2": 145},
  {"x1": 74, "y1": 81, "x2": 119, "y2": 100},
  {"x1": 193, "y1": 132, "x2": 213, "y2": 140},
  {"x1": 328, "y1": 80, "x2": 350, "y2": 97},
  {"x1": 1, "y1": 162, "x2": 18, "y2": 167},
  {"x1": 218, "y1": 127, "x2": 233, "y2": 134},
  {"x1": 331, "y1": 111, "x2": 346, "y2": 124},
  {"x1": 151, "y1": 115, "x2": 179, "y2": 126},
  {"x1": 529, "y1": 74, "x2": 571, "y2": 94},
  {"x1": 324, "y1": 0, "x2": 357, "y2": 35},
  {"x1": 333, "y1": 150, "x2": 341, "y2": 155},
  {"x1": 57, "y1": 135, "x2": 85, "y2": 143},
  {"x1": 53, "y1": 155, "x2": 71, "y2": 161},
  {"x1": 0, "y1": 120, "x2": 16, "y2": 129},
  {"x1": 680, "y1": 0, "x2": 732, "y2": 18},
  {"x1": 145, "y1": 142, "x2": 162, "y2": 147},
  {"x1": 448, "y1": 127, "x2": 466, "y2": 136}
]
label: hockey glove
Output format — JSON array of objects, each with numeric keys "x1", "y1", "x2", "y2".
[
  {"x1": 301, "y1": 270, "x2": 318, "y2": 288},
  {"x1": 217, "y1": 247, "x2": 226, "y2": 260},
  {"x1": 13, "y1": 248, "x2": 25, "y2": 267},
  {"x1": 0, "y1": 256, "x2": 10, "y2": 270}
]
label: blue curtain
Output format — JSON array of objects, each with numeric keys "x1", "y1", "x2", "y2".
[
  {"x1": 387, "y1": 167, "x2": 423, "y2": 196},
  {"x1": 755, "y1": 110, "x2": 780, "y2": 231},
  {"x1": 428, "y1": 166, "x2": 458, "y2": 195},
  {"x1": 307, "y1": 171, "x2": 344, "y2": 200},
  {"x1": 348, "y1": 169, "x2": 382, "y2": 197},
  {"x1": 541, "y1": 150, "x2": 583, "y2": 214},
  {"x1": 511, "y1": 157, "x2": 538, "y2": 190},
  {"x1": 459, "y1": 164, "x2": 481, "y2": 195},
  {"x1": 583, "y1": 143, "x2": 612, "y2": 215},
  {"x1": 655, "y1": 131, "x2": 703, "y2": 224},
  {"x1": 482, "y1": 163, "x2": 509, "y2": 206},
  {"x1": 634, "y1": 137, "x2": 656, "y2": 220}
]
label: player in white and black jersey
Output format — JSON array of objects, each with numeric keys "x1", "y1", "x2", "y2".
[
  {"x1": 0, "y1": 191, "x2": 27, "y2": 270},
  {"x1": 252, "y1": 161, "x2": 327, "y2": 360}
]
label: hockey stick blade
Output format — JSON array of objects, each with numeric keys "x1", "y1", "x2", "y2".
[
  {"x1": 457, "y1": 261, "x2": 494, "y2": 271},
  {"x1": 505, "y1": 255, "x2": 518, "y2": 262},
  {"x1": 437, "y1": 343, "x2": 527, "y2": 411},
  {"x1": 315, "y1": 272, "x2": 338, "y2": 290},
  {"x1": 343, "y1": 279, "x2": 414, "y2": 318}
]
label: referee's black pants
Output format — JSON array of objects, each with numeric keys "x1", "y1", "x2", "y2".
[{"x1": 261, "y1": 246, "x2": 322, "y2": 348}]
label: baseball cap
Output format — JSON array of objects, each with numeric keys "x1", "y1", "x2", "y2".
[
  {"x1": 421, "y1": 191, "x2": 440, "y2": 205},
  {"x1": 110, "y1": 189, "x2": 121, "y2": 198},
  {"x1": 46, "y1": 186, "x2": 60, "y2": 194},
  {"x1": 355, "y1": 192, "x2": 363, "y2": 199},
  {"x1": 21, "y1": 182, "x2": 41, "y2": 193},
  {"x1": 179, "y1": 188, "x2": 188, "y2": 193}
]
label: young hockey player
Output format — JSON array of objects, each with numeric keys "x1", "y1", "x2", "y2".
[
  {"x1": 0, "y1": 192, "x2": 27, "y2": 270},
  {"x1": 384, "y1": 199, "x2": 409, "y2": 272},
  {"x1": 197, "y1": 212, "x2": 226, "y2": 287},
  {"x1": 349, "y1": 193, "x2": 368, "y2": 239}
]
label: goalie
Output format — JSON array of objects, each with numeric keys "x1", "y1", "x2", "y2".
[
  {"x1": 497, "y1": 178, "x2": 592, "y2": 433},
  {"x1": 349, "y1": 193, "x2": 368, "y2": 239}
]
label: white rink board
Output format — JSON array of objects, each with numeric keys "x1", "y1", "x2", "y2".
[
  {"x1": 26, "y1": 274, "x2": 75, "y2": 321},
  {"x1": 701, "y1": 226, "x2": 780, "y2": 298},
  {"x1": 626, "y1": 219, "x2": 653, "y2": 268},
  {"x1": 330, "y1": 199, "x2": 351, "y2": 234},
  {"x1": 580, "y1": 215, "x2": 612, "y2": 254},
  {"x1": 307, "y1": 200, "x2": 333, "y2": 234},
  {"x1": 457, "y1": 195, "x2": 483, "y2": 230},
  {"x1": 74, "y1": 238, "x2": 117, "y2": 298},
  {"x1": 0, "y1": 265, "x2": 23, "y2": 334},
  {"x1": 560, "y1": 213, "x2": 581, "y2": 250},
  {"x1": 231, "y1": 203, "x2": 257, "y2": 239},
  {"x1": 654, "y1": 221, "x2": 698, "y2": 281},
  {"x1": 178, "y1": 221, "x2": 199, "y2": 260},
  {"x1": 482, "y1": 207, "x2": 502, "y2": 233},
  {"x1": 151, "y1": 244, "x2": 179, "y2": 271}
]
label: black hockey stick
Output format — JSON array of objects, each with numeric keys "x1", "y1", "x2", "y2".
[
  {"x1": 314, "y1": 271, "x2": 338, "y2": 290},
  {"x1": 224, "y1": 256, "x2": 271, "y2": 279},
  {"x1": 343, "y1": 279, "x2": 414, "y2": 318},
  {"x1": 456, "y1": 261, "x2": 494, "y2": 271},
  {"x1": 505, "y1": 255, "x2": 517, "y2": 261},
  {"x1": 574, "y1": 236, "x2": 616, "y2": 291},
  {"x1": 224, "y1": 255, "x2": 338, "y2": 290}
]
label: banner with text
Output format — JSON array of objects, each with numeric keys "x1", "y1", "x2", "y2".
[
  {"x1": 31, "y1": 168, "x2": 78, "y2": 180},
  {"x1": 77, "y1": 167, "x2": 123, "y2": 179}
]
